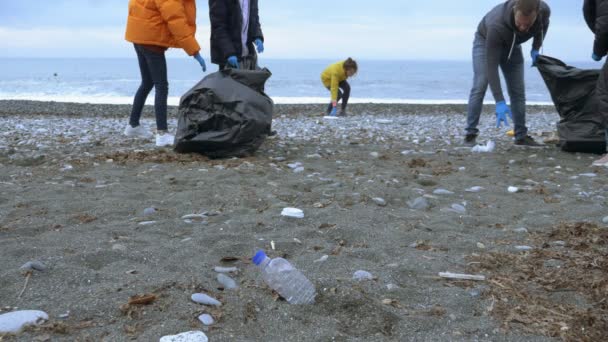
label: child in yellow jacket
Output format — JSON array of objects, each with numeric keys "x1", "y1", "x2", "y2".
[{"x1": 320, "y1": 58, "x2": 358, "y2": 116}]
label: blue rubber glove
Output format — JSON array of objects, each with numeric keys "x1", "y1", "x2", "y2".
[
  {"x1": 254, "y1": 39, "x2": 264, "y2": 53},
  {"x1": 495, "y1": 101, "x2": 511, "y2": 128},
  {"x1": 592, "y1": 52, "x2": 602, "y2": 62},
  {"x1": 329, "y1": 104, "x2": 338, "y2": 116},
  {"x1": 227, "y1": 55, "x2": 239, "y2": 69},
  {"x1": 193, "y1": 53, "x2": 206, "y2": 72},
  {"x1": 530, "y1": 49, "x2": 539, "y2": 66}
]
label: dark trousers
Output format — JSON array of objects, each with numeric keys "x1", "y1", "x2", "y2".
[
  {"x1": 129, "y1": 44, "x2": 169, "y2": 131},
  {"x1": 327, "y1": 81, "x2": 351, "y2": 114}
]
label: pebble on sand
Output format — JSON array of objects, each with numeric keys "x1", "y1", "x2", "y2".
[
  {"x1": 198, "y1": 314, "x2": 214, "y2": 326},
  {"x1": 353, "y1": 270, "x2": 374, "y2": 281},
  {"x1": 19, "y1": 261, "x2": 47, "y2": 272},
  {"x1": 281, "y1": 207, "x2": 304, "y2": 218}
]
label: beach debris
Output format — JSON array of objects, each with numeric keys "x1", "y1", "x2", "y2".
[
  {"x1": 128, "y1": 293, "x2": 157, "y2": 305},
  {"x1": 507, "y1": 186, "x2": 519, "y2": 193},
  {"x1": 58, "y1": 311, "x2": 70, "y2": 319},
  {"x1": 191, "y1": 293, "x2": 221, "y2": 306},
  {"x1": 371, "y1": 197, "x2": 387, "y2": 206},
  {"x1": 214, "y1": 266, "x2": 238, "y2": 273},
  {"x1": 138, "y1": 221, "x2": 157, "y2": 226},
  {"x1": 465, "y1": 186, "x2": 484, "y2": 193},
  {"x1": 0, "y1": 310, "x2": 49, "y2": 333},
  {"x1": 471, "y1": 140, "x2": 495, "y2": 153},
  {"x1": 19, "y1": 261, "x2": 47, "y2": 272},
  {"x1": 314, "y1": 255, "x2": 328, "y2": 263},
  {"x1": 197, "y1": 313, "x2": 214, "y2": 326},
  {"x1": 407, "y1": 197, "x2": 429, "y2": 210},
  {"x1": 181, "y1": 213, "x2": 207, "y2": 221},
  {"x1": 143, "y1": 207, "x2": 156, "y2": 216},
  {"x1": 433, "y1": 189, "x2": 454, "y2": 195},
  {"x1": 271, "y1": 240, "x2": 275, "y2": 250},
  {"x1": 160, "y1": 331, "x2": 208, "y2": 342},
  {"x1": 439, "y1": 272, "x2": 485, "y2": 281},
  {"x1": 217, "y1": 273, "x2": 238, "y2": 290},
  {"x1": 353, "y1": 270, "x2": 374, "y2": 281},
  {"x1": 281, "y1": 207, "x2": 304, "y2": 218},
  {"x1": 514, "y1": 245, "x2": 534, "y2": 251}
]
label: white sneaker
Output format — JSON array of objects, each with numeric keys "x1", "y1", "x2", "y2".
[
  {"x1": 155, "y1": 132, "x2": 174, "y2": 147},
  {"x1": 124, "y1": 124, "x2": 151, "y2": 138}
]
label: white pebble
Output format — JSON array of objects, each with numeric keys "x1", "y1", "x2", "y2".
[
  {"x1": 191, "y1": 293, "x2": 221, "y2": 306},
  {"x1": 353, "y1": 270, "x2": 373, "y2": 281},
  {"x1": 281, "y1": 207, "x2": 304, "y2": 218},
  {"x1": 507, "y1": 186, "x2": 519, "y2": 193},
  {"x1": 0, "y1": 310, "x2": 48, "y2": 333},
  {"x1": 198, "y1": 314, "x2": 214, "y2": 326},
  {"x1": 160, "y1": 331, "x2": 208, "y2": 342}
]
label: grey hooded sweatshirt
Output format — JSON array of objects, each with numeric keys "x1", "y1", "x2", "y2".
[{"x1": 477, "y1": 0, "x2": 550, "y2": 103}]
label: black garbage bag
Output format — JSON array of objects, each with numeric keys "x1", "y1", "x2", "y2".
[
  {"x1": 174, "y1": 67, "x2": 273, "y2": 158},
  {"x1": 536, "y1": 55, "x2": 606, "y2": 154}
]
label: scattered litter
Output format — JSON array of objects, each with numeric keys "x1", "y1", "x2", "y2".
[
  {"x1": 281, "y1": 207, "x2": 304, "y2": 218},
  {"x1": 191, "y1": 293, "x2": 221, "y2": 306},
  {"x1": 439, "y1": 272, "x2": 485, "y2": 281},
  {"x1": 471, "y1": 141, "x2": 495, "y2": 153},
  {"x1": 314, "y1": 255, "x2": 328, "y2": 263},
  {"x1": 353, "y1": 270, "x2": 374, "y2": 281},
  {"x1": 160, "y1": 331, "x2": 208, "y2": 342},
  {"x1": 128, "y1": 294, "x2": 157, "y2": 305}
]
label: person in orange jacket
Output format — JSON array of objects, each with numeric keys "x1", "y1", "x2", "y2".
[
  {"x1": 320, "y1": 58, "x2": 358, "y2": 117},
  {"x1": 124, "y1": 0, "x2": 206, "y2": 147}
]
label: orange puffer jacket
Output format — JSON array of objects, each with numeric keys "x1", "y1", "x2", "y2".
[{"x1": 125, "y1": 0, "x2": 200, "y2": 56}]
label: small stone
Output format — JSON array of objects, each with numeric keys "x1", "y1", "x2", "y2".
[
  {"x1": 451, "y1": 204, "x2": 466, "y2": 214},
  {"x1": 602, "y1": 216, "x2": 608, "y2": 224},
  {"x1": 544, "y1": 259, "x2": 564, "y2": 268},
  {"x1": 353, "y1": 270, "x2": 373, "y2": 281},
  {"x1": 217, "y1": 274, "x2": 238, "y2": 290},
  {"x1": 515, "y1": 245, "x2": 533, "y2": 251},
  {"x1": 433, "y1": 189, "x2": 454, "y2": 195},
  {"x1": 0, "y1": 310, "x2": 49, "y2": 333},
  {"x1": 19, "y1": 261, "x2": 47, "y2": 272},
  {"x1": 372, "y1": 197, "x2": 387, "y2": 206},
  {"x1": 407, "y1": 197, "x2": 429, "y2": 210},
  {"x1": 476, "y1": 242, "x2": 486, "y2": 249},
  {"x1": 198, "y1": 314, "x2": 214, "y2": 326},
  {"x1": 160, "y1": 331, "x2": 208, "y2": 342},
  {"x1": 370, "y1": 152, "x2": 379, "y2": 158},
  {"x1": 214, "y1": 266, "x2": 238, "y2": 273},
  {"x1": 138, "y1": 221, "x2": 156, "y2": 226},
  {"x1": 143, "y1": 207, "x2": 156, "y2": 216},
  {"x1": 513, "y1": 227, "x2": 529, "y2": 233},
  {"x1": 579, "y1": 173, "x2": 597, "y2": 178},
  {"x1": 293, "y1": 166, "x2": 305, "y2": 173},
  {"x1": 465, "y1": 186, "x2": 483, "y2": 193},
  {"x1": 191, "y1": 293, "x2": 221, "y2": 306},
  {"x1": 386, "y1": 284, "x2": 399, "y2": 291}
]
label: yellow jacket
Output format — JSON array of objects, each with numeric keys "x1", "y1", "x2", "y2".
[
  {"x1": 125, "y1": 0, "x2": 200, "y2": 56},
  {"x1": 321, "y1": 61, "x2": 347, "y2": 102}
]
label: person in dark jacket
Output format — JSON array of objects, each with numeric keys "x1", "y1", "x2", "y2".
[
  {"x1": 208, "y1": 0, "x2": 264, "y2": 70},
  {"x1": 585, "y1": 0, "x2": 608, "y2": 166},
  {"x1": 464, "y1": 0, "x2": 550, "y2": 147}
]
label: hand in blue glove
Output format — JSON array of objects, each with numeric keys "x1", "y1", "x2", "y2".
[
  {"x1": 329, "y1": 104, "x2": 337, "y2": 117},
  {"x1": 227, "y1": 55, "x2": 239, "y2": 69},
  {"x1": 592, "y1": 52, "x2": 602, "y2": 62},
  {"x1": 495, "y1": 101, "x2": 511, "y2": 128},
  {"x1": 530, "y1": 49, "x2": 539, "y2": 66},
  {"x1": 254, "y1": 39, "x2": 264, "y2": 53},
  {"x1": 193, "y1": 53, "x2": 206, "y2": 72}
]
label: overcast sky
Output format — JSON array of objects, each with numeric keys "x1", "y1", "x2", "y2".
[{"x1": 0, "y1": 1, "x2": 593, "y2": 61}]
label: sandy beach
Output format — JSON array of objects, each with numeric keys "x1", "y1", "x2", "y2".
[{"x1": 1, "y1": 100, "x2": 607, "y2": 341}]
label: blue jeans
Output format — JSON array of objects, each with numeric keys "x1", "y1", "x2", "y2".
[
  {"x1": 129, "y1": 44, "x2": 169, "y2": 131},
  {"x1": 466, "y1": 34, "x2": 527, "y2": 139}
]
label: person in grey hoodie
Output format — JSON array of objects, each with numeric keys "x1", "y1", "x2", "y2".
[{"x1": 464, "y1": 0, "x2": 550, "y2": 147}]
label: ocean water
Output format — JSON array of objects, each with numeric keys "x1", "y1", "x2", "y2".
[{"x1": 0, "y1": 58, "x2": 597, "y2": 105}]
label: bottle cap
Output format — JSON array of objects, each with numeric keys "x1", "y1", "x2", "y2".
[{"x1": 252, "y1": 250, "x2": 267, "y2": 265}]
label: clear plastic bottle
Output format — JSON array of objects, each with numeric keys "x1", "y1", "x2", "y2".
[{"x1": 252, "y1": 250, "x2": 316, "y2": 304}]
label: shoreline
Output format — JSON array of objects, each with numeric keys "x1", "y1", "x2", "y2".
[{"x1": 0, "y1": 99, "x2": 557, "y2": 119}]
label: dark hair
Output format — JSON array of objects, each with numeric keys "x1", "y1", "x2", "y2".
[
  {"x1": 343, "y1": 58, "x2": 358, "y2": 75},
  {"x1": 515, "y1": 0, "x2": 540, "y2": 16}
]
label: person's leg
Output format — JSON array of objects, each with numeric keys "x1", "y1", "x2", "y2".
[
  {"x1": 592, "y1": 60, "x2": 608, "y2": 165},
  {"x1": 129, "y1": 44, "x2": 154, "y2": 128},
  {"x1": 339, "y1": 81, "x2": 351, "y2": 112},
  {"x1": 326, "y1": 87, "x2": 343, "y2": 114},
  {"x1": 141, "y1": 48, "x2": 169, "y2": 132},
  {"x1": 465, "y1": 34, "x2": 489, "y2": 137},
  {"x1": 501, "y1": 46, "x2": 527, "y2": 141}
]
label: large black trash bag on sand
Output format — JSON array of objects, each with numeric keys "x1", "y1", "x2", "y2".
[
  {"x1": 174, "y1": 67, "x2": 273, "y2": 158},
  {"x1": 536, "y1": 55, "x2": 606, "y2": 154}
]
